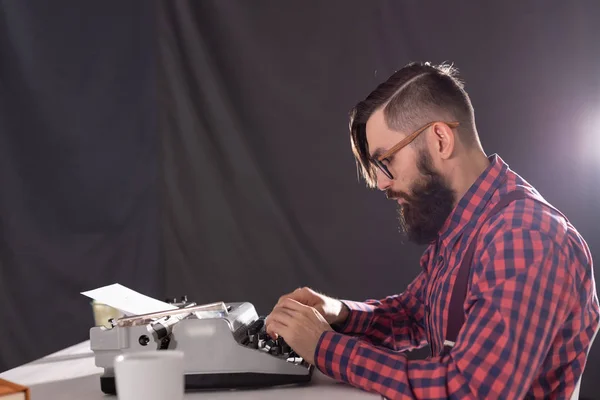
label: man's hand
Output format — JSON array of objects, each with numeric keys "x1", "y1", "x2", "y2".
[
  {"x1": 268, "y1": 287, "x2": 349, "y2": 326},
  {"x1": 265, "y1": 298, "x2": 333, "y2": 365}
]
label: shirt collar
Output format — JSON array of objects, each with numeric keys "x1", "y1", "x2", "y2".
[{"x1": 436, "y1": 153, "x2": 509, "y2": 248}]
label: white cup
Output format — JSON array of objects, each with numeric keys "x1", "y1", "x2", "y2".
[{"x1": 114, "y1": 350, "x2": 185, "y2": 400}]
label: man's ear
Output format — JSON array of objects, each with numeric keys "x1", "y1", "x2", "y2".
[{"x1": 432, "y1": 122, "x2": 455, "y2": 160}]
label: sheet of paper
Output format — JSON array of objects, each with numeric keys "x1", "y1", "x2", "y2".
[{"x1": 81, "y1": 283, "x2": 178, "y2": 316}]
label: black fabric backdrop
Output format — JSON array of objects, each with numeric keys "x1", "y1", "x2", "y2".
[
  {"x1": 0, "y1": 0, "x2": 159, "y2": 371},
  {"x1": 1, "y1": 0, "x2": 599, "y2": 398},
  {"x1": 158, "y1": 1, "x2": 600, "y2": 398}
]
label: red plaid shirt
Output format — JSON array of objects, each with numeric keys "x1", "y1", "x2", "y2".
[{"x1": 314, "y1": 154, "x2": 600, "y2": 399}]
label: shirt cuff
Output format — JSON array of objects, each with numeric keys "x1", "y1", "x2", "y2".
[
  {"x1": 314, "y1": 330, "x2": 359, "y2": 384},
  {"x1": 331, "y1": 300, "x2": 377, "y2": 334}
]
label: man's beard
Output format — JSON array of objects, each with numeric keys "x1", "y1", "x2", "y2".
[{"x1": 386, "y1": 150, "x2": 456, "y2": 245}]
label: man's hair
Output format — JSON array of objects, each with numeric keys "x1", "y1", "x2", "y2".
[{"x1": 349, "y1": 61, "x2": 478, "y2": 188}]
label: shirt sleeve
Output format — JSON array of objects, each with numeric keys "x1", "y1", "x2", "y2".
[
  {"x1": 332, "y1": 270, "x2": 428, "y2": 352},
  {"x1": 314, "y1": 228, "x2": 575, "y2": 399}
]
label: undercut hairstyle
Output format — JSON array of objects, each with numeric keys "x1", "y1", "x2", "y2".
[{"x1": 349, "y1": 62, "x2": 478, "y2": 188}]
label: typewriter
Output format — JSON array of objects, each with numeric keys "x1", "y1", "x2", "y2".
[{"x1": 89, "y1": 299, "x2": 313, "y2": 394}]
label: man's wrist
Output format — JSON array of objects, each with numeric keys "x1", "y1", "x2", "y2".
[
  {"x1": 338, "y1": 301, "x2": 350, "y2": 324},
  {"x1": 331, "y1": 301, "x2": 350, "y2": 329}
]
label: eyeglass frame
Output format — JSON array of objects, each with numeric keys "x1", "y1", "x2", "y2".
[{"x1": 371, "y1": 121, "x2": 460, "y2": 180}]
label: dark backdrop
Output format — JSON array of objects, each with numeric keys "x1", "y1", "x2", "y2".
[
  {"x1": 1, "y1": 1, "x2": 599, "y2": 398},
  {"x1": 158, "y1": 1, "x2": 600, "y2": 398},
  {"x1": 0, "y1": 0, "x2": 159, "y2": 371}
]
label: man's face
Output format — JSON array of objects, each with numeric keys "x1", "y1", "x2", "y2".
[{"x1": 366, "y1": 110, "x2": 456, "y2": 245}]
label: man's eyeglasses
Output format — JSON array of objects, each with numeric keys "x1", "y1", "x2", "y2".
[{"x1": 371, "y1": 121, "x2": 460, "y2": 180}]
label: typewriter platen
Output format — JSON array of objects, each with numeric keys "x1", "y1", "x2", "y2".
[{"x1": 89, "y1": 299, "x2": 313, "y2": 394}]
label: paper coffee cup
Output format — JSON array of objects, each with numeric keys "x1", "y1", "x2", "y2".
[{"x1": 114, "y1": 350, "x2": 184, "y2": 400}]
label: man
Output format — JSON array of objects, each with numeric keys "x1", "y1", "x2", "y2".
[{"x1": 265, "y1": 62, "x2": 600, "y2": 399}]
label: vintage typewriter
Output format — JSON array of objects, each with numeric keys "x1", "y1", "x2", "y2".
[{"x1": 89, "y1": 298, "x2": 313, "y2": 394}]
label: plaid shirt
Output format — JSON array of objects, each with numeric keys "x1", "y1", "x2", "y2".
[{"x1": 314, "y1": 154, "x2": 600, "y2": 399}]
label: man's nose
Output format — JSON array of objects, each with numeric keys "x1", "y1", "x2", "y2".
[{"x1": 376, "y1": 171, "x2": 392, "y2": 191}]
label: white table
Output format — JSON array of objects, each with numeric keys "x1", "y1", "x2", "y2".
[{"x1": 0, "y1": 341, "x2": 381, "y2": 399}]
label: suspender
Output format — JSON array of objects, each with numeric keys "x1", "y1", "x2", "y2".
[
  {"x1": 439, "y1": 190, "x2": 585, "y2": 398},
  {"x1": 443, "y1": 190, "x2": 529, "y2": 351}
]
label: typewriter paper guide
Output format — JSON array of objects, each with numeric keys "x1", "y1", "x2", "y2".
[{"x1": 81, "y1": 283, "x2": 178, "y2": 316}]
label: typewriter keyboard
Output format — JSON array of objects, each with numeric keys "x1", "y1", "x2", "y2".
[{"x1": 240, "y1": 317, "x2": 303, "y2": 363}]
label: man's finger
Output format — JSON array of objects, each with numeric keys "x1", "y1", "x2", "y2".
[
  {"x1": 280, "y1": 297, "x2": 306, "y2": 309},
  {"x1": 265, "y1": 317, "x2": 282, "y2": 338},
  {"x1": 265, "y1": 308, "x2": 296, "y2": 336},
  {"x1": 280, "y1": 298, "x2": 315, "y2": 317},
  {"x1": 266, "y1": 320, "x2": 289, "y2": 340},
  {"x1": 275, "y1": 294, "x2": 290, "y2": 307},
  {"x1": 270, "y1": 306, "x2": 297, "y2": 323},
  {"x1": 275, "y1": 289, "x2": 300, "y2": 308},
  {"x1": 279, "y1": 287, "x2": 313, "y2": 306}
]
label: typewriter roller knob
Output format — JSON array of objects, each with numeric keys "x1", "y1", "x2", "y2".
[{"x1": 138, "y1": 335, "x2": 150, "y2": 346}]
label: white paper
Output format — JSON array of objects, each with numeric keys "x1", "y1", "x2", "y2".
[{"x1": 81, "y1": 283, "x2": 178, "y2": 316}]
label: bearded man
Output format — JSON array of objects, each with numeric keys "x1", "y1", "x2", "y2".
[{"x1": 265, "y1": 62, "x2": 599, "y2": 399}]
